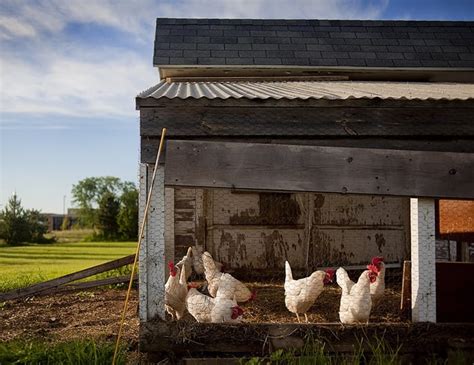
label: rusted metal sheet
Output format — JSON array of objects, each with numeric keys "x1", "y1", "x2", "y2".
[{"x1": 439, "y1": 199, "x2": 474, "y2": 241}]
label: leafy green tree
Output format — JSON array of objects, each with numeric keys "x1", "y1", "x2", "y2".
[
  {"x1": 118, "y1": 187, "x2": 138, "y2": 240},
  {"x1": 26, "y1": 209, "x2": 48, "y2": 242},
  {"x1": 97, "y1": 191, "x2": 120, "y2": 239},
  {"x1": 71, "y1": 176, "x2": 124, "y2": 228},
  {"x1": 0, "y1": 195, "x2": 49, "y2": 245},
  {"x1": 0, "y1": 194, "x2": 31, "y2": 245}
]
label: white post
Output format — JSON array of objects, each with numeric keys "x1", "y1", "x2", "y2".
[
  {"x1": 139, "y1": 163, "x2": 166, "y2": 321},
  {"x1": 138, "y1": 163, "x2": 148, "y2": 321},
  {"x1": 410, "y1": 198, "x2": 437, "y2": 323}
]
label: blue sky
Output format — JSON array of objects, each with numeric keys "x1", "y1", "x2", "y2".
[{"x1": 1, "y1": 0, "x2": 473, "y2": 213}]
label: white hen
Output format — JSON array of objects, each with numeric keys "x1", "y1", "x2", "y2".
[
  {"x1": 368, "y1": 257, "x2": 385, "y2": 304},
  {"x1": 164, "y1": 262, "x2": 188, "y2": 320},
  {"x1": 191, "y1": 246, "x2": 224, "y2": 276},
  {"x1": 186, "y1": 286, "x2": 215, "y2": 323},
  {"x1": 336, "y1": 267, "x2": 355, "y2": 317},
  {"x1": 284, "y1": 261, "x2": 334, "y2": 323},
  {"x1": 176, "y1": 246, "x2": 193, "y2": 280},
  {"x1": 202, "y1": 251, "x2": 254, "y2": 302},
  {"x1": 338, "y1": 269, "x2": 378, "y2": 324},
  {"x1": 211, "y1": 288, "x2": 244, "y2": 323}
]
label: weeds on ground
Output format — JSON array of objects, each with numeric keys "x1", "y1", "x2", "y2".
[
  {"x1": 0, "y1": 339, "x2": 126, "y2": 365},
  {"x1": 241, "y1": 333, "x2": 405, "y2": 365}
]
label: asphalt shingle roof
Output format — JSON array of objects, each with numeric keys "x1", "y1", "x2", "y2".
[{"x1": 153, "y1": 18, "x2": 474, "y2": 68}]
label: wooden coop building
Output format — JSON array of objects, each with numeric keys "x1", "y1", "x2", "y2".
[{"x1": 136, "y1": 18, "x2": 474, "y2": 359}]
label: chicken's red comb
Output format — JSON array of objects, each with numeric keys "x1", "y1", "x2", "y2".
[
  {"x1": 367, "y1": 264, "x2": 380, "y2": 274},
  {"x1": 372, "y1": 256, "x2": 384, "y2": 265},
  {"x1": 249, "y1": 290, "x2": 257, "y2": 302},
  {"x1": 168, "y1": 261, "x2": 175, "y2": 270},
  {"x1": 232, "y1": 306, "x2": 244, "y2": 315}
]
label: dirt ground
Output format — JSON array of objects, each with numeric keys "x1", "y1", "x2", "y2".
[
  {"x1": 0, "y1": 289, "x2": 139, "y2": 345},
  {"x1": 0, "y1": 281, "x2": 405, "y2": 345}
]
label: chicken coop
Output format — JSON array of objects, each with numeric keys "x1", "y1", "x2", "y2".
[{"x1": 136, "y1": 18, "x2": 474, "y2": 360}]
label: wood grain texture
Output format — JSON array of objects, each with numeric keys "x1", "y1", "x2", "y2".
[
  {"x1": 164, "y1": 140, "x2": 474, "y2": 199},
  {"x1": 141, "y1": 137, "x2": 474, "y2": 163},
  {"x1": 140, "y1": 106, "x2": 474, "y2": 137}
]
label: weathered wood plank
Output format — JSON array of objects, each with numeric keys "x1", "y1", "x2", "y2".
[
  {"x1": 140, "y1": 106, "x2": 474, "y2": 137},
  {"x1": 140, "y1": 322, "x2": 474, "y2": 357},
  {"x1": 164, "y1": 140, "x2": 474, "y2": 199},
  {"x1": 35, "y1": 275, "x2": 137, "y2": 297},
  {"x1": 401, "y1": 261, "x2": 411, "y2": 312},
  {"x1": 0, "y1": 254, "x2": 134, "y2": 301},
  {"x1": 142, "y1": 137, "x2": 474, "y2": 163}
]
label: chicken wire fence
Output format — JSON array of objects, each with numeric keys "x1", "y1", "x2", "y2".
[{"x1": 161, "y1": 187, "x2": 414, "y2": 324}]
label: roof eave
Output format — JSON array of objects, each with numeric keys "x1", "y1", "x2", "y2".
[{"x1": 153, "y1": 65, "x2": 474, "y2": 82}]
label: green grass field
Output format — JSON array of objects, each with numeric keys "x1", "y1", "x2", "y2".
[{"x1": 0, "y1": 241, "x2": 136, "y2": 292}]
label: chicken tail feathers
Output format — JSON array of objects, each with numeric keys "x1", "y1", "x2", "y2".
[
  {"x1": 285, "y1": 261, "x2": 293, "y2": 283},
  {"x1": 336, "y1": 267, "x2": 351, "y2": 293},
  {"x1": 179, "y1": 264, "x2": 187, "y2": 285},
  {"x1": 202, "y1": 251, "x2": 217, "y2": 274}
]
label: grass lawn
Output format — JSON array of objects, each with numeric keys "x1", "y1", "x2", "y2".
[{"x1": 0, "y1": 241, "x2": 136, "y2": 292}]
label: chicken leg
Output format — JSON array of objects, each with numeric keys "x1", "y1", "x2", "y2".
[
  {"x1": 296, "y1": 313, "x2": 301, "y2": 323},
  {"x1": 304, "y1": 313, "x2": 309, "y2": 323}
]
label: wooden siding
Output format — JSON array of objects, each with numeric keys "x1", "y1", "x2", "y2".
[{"x1": 174, "y1": 188, "x2": 409, "y2": 270}]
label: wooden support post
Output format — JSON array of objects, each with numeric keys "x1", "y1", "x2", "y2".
[
  {"x1": 139, "y1": 163, "x2": 167, "y2": 321},
  {"x1": 138, "y1": 163, "x2": 148, "y2": 322},
  {"x1": 410, "y1": 198, "x2": 437, "y2": 323}
]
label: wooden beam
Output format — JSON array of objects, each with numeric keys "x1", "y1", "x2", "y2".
[
  {"x1": 0, "y1": 254, "x2": 134, "y2": 301},
  {"x1": 142, "y1": 137, "x2": 474, "y2": 163},
  {"x1": 157, "y1": 65, "x2": 474, "y2": 83},
  {"x1": 34, "y1": 275, "x2": 137, "y2": 297},
  {"x1": 140, "y1": 106, "x2": 474, "y2": 138},
  {"x1": 164, "y1": 140, "x2": 474, "y2": 199}
]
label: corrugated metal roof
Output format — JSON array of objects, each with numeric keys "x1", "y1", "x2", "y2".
[{"x1": 138, "y1": 80, "x2": 474, "y2": 101}]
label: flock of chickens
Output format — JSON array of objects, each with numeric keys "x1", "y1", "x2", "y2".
[{"x1": 165, "y1": 246, "x2": 386, "y2": 324}]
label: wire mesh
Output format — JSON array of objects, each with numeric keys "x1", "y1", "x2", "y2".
[{"x1": 162, "y1": 187, "x2": 421, "y2": 324}]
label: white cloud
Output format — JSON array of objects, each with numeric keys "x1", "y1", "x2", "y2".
[
  {"x1": 1, "y1": 49, "x2": 155, "y2": 123},
  {"x1": 0, "y1": 0, "x2": 390, "y2": 129},
  {"x1": 156, "y1": 0, "x2": 389, "y2": 20},
  {"x1": 0, "y1": 0, "x2": 390, "y2": 40},
  {"x1": 0, "y1": 15, "x2": 37, "y2": 38}
]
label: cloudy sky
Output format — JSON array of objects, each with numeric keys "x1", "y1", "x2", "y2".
[{"x1": 1, "y1": 0, "x2": 473, "y2": 213}]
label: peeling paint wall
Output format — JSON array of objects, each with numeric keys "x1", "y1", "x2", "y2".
[{"x1": 173, "y1": 188, "x2": 410, "y2": 270}]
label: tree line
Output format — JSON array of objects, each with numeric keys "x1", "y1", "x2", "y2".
[
  {"x1": 0, "y1": 176, "x2": 138, "y2": 245},
  {"x1": 72, "y1": 176, "x2": 138, "y2": 240}
]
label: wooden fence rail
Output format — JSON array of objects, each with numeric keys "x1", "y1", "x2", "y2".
[{"x1": 0, "y1": 254, "x2": 135, "y2": 302}]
